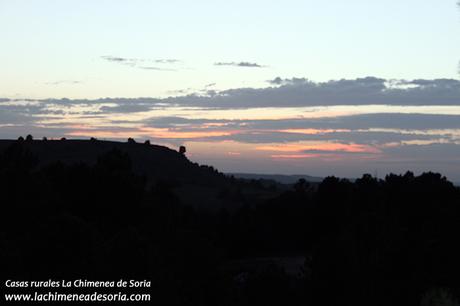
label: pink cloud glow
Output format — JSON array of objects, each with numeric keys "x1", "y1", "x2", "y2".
[{"x1": 256, "y1": 142, "x2": 380, "y2": 154}]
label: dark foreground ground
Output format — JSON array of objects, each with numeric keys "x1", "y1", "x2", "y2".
[{"x1": 1, "y1": 138, "x2": 460, "y2": 305}]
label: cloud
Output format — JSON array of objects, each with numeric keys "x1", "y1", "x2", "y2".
[
  {"x1": 101, "y1": 56, "x2": 180, "y2": 71},
  {"x1": 214, "y1": 61, "x2": 266, "y2": 68},
  {"x1": 99, "y1": 103, "x2": 155, "y2": 113},
  {"x1": 176, "y1": 114, "x2": 459, "y2": 145},
  {"x1": 267, "y1": 77, "x2": 310, "y2": 86},
  {"x1": 37, "y1": 97, "x2": 162, "y2": 108},
  {"x1": 165, "y1": 77, "x2": 459, "y2": 108},
  {"x1": 44, "y1": 80, "x2": 83, "y2": 86},
  {"x1": 101, "y1": 56, "x2": 127, "y2": 62},
  {"x1": 244, "y1": 113, "x2": 460, "y2": 131},
  {"x1": 138, "y1": 66, "x2": 176, "y2": 71},
  {"x1": 154, "y1": 59, "x2": 181, "y2": 64},
  {"x1": 18, "y1": 77, "x2": 460, "y2": 110},
  {"x1": 137, "y1": 113, "x2": 460, "y2": 146},
  {"x1": 166, "y1": 83, "x2": 219, "y2": 97},
  {"x1": 142, "y1": 116, "x2": 227, "y2": 128},
  {"x1": 0, "y1": 103, "x2": 47, "y2": 125},
  {"x1": 2, "y1": 92, "x2": 460, "y2": 180},
  {"x1": 256, "y1": 142, "x2": 380, "y2": 154}
]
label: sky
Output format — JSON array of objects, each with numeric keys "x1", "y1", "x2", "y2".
[{"x1": 1, "y1": 0, "x2": 460, "y2": 180}]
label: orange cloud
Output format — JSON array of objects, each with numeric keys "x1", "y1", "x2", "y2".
[{"x1": 257, "y1": 142, "x2": 380, "y2": 154}]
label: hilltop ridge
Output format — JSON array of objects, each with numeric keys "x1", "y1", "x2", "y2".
[
  {"x1": 0, "y1": 138, "x2": 278, "y2": 211},
  {"x1": 0, "y1": 139, "x2": 224, "y2": 185}
]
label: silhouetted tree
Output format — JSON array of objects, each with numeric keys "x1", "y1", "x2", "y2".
[
  {"x1": 294, "y1": 178, "x2": 309, "y2": 193},
  {"x1": 179, "y1": 146, "x2": 186, "y2": 154},
  {"x1": 25, "y1": 134, "x2": 33, "y2": 142}
]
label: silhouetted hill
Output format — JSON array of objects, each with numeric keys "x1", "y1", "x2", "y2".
[
  {"x1": 0, "y1": 139, "x2": 223, "y2": 185},
  {"x1": 0, "y1": 139, "x2": 278, "y2": 211}
]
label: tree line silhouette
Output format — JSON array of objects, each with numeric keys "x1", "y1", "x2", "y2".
[{"x1": 1, "y1": 140, "x2": 460, "y2": 305}]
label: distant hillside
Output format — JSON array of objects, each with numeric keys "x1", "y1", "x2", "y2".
[{"x1": 228, "y1": 173, "x2": 324, "y2": 184}]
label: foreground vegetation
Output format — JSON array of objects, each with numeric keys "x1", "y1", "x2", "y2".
[{"x1": 1, "y1": 139, "x2": 460, "y2": 305}]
